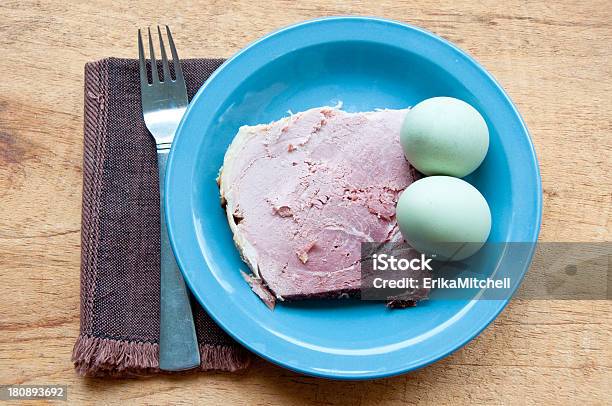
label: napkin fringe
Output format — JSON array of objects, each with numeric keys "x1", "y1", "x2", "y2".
[
  {"x1": 72, "y1": 334, "x2": 251, "y2": 377},
  {"x1": 72, "y1": 334, "x2": 158, "y2": 377},
  {"x1": 199, "y1": 344, "x2": 252, "y2": 372}
]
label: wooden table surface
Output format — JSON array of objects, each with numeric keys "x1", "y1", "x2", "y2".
[{"x1": 1, "y1": 0, "x2": 610, "y2": 404}]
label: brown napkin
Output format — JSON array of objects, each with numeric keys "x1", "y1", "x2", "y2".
[{"x1": 73, "y1": 58, "x2": 251, "y2": 377}]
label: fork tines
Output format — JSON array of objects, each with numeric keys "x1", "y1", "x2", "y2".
[{"x1": 138, "y1": 25, "x2": 185, "y2": 87}]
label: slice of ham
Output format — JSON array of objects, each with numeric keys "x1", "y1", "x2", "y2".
[{"x1": 218, "y1": 106, "x2": 420, "y2": 305}]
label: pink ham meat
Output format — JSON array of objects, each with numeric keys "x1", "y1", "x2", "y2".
[{"x1": 218, "y1": 106, "x2": 420, "y2": 307}]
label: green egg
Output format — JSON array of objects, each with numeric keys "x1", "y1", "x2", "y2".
[
  {"x1": 401, "y1": 97, "x2": 489, "y2": 177},
  {"x1": 396, "y1": 176, "x2": 491, "y2": 261}
]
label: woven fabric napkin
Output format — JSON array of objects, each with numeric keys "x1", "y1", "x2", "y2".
[{"x1": 73, "y1": 58, "x2": 251, "y2": 377}]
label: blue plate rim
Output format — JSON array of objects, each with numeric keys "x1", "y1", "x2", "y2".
[{"x1": 165, "y1": 16, "x2": 543, "y2": 380}]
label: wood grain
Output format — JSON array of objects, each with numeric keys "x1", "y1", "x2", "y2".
[{"x1": 0, "y1": 0, "x2": 610, "y2": 404}]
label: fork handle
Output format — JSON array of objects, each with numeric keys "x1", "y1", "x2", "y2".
[{"x1": 157, "y1": 147, "x2": 201, "y2": 371}]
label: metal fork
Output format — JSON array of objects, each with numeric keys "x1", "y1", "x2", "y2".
[{"x1": 138, "y1": 26, "x2": 200, "y2": 371}]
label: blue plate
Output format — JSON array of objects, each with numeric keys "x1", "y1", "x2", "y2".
[{"x1": 165, "y1": 17, "x2": 542, "y2": 379}]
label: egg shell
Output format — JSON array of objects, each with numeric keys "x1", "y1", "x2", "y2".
[
  {"x1": 396, "y1": 176, "x2": 491, "y2": 261},
  {"x1": 401, "y1": 97, "x2": 489, "y2": 178}
]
